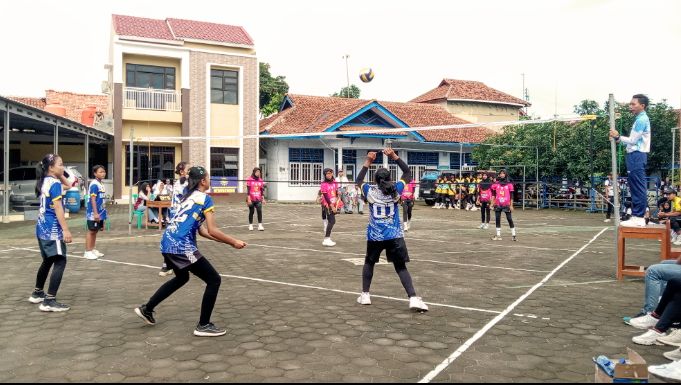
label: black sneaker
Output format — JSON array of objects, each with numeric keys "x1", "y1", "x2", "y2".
[
  {"x1": 193, "y1": 322, "x2": 226, "y2": 337},
  {"x1": 39, "y1": 298, "x2": 70, "y2": 312},
  {"x1": 134, "y1": 305, "x2": 156, "y2": 325},
  {"x1": 28, "y1": 290, "x2": 46, "y2": 304}
]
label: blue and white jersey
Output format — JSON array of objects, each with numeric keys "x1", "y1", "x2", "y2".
[
  {"x1": 160, "y1": 190, "x2": 214, "y2": 261},
  {"x1": 36, "y1": 176, "x2": 64, "y2": 240},
  {"x1": 170, "y1": 178, "x2": 188, "y2": 218},
  {"x1": 361, "y1": 181, "x2": 405, "y2": 241},
  {"x1": 620, "y1": 111, "x2": 651, "y2": 153},
  {"x1": 86, "y1": 179, "x2": 107, "y2": 221}
]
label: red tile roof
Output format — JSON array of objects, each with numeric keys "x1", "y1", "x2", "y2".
[
  {"x1": 260, "y1": 94, "x2": 494, "y2": 143},
  {"x1": 411, "y1": 79, "x2": 530, "y2": 107},
  {"x1": 112, "y1": 15, "x2": 254, "y2": 46},
  {"x1": 167, "y1": 18, "x2": 254, "y2": 46}
]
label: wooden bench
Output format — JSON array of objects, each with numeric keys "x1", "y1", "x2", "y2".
[{"x1": 617, "y1": 222, "x2": 678, "y2": 280}]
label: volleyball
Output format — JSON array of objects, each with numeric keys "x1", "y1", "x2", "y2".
[{"x1": 359, "y1": 68, "x2": 374, "y2": 83}]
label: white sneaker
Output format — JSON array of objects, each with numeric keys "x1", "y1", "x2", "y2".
[
  {"x1": 664, "y1": 347, "x2": 681, "y2": 361},
  {"x1": 322, "y1": 238, "x2": 336, "y2": 247},
  {"x1": 357, "y1": 292, "x2": 371, "y2": 305},
  {"x1": 478, "y1": 224, "x2": 485, "y2": 229},
  {"x1": 604, "y1": 218, "x2": 611, "y2": 223},
  {"x1": 484, "y1": 224, "x2": 489, "y2": 230},
  {"x1": 404, "y1": 222, "x2": 409, "y2": 232},
  {"x1": 471, "y1": 207, "x2": 478, "y2": 211},
  {"x1": 258, "y1": 224, "x2": 265, "y2": 231},
  {"x1": 621, "y1": 216, "x2": 647, "y2": 228},
  {"x1": 249, "y1": 224, "x2": 254, "y2": 231},
  {"x1": 674, "y1": 238, "x2": 681, "y2": 247},
  {"x1": 626, "y1": 313, "x2": 659, "y2": 330},
  {"x1": 649, "y1": 359, "x2": 681, "y2": 381},
  {"x1": 672, "y1": 232, "x2": 679, "y2": 243},
  {"x1": 92, "y1": 249, "x2": 104, "y2": 257},
  {"x1": 84, "y1": 251, "x2": 98, "y2": 260},
  {"x1": 492, "y1": 235, "x2": 502, "y2": 241},
  {"x1": 409, "y1": 296, "x2": 429, "y2": 312},
  {"x1": 632, "y1": 329, "x2": 665, "y2": 345},
  {"x1": 659, "y1": 329, "x2": 681, "y2": 347}
]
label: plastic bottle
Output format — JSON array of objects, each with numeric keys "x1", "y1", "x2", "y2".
[{"x1": 595, "y1": 355, "x2": 616, "y2": 377}]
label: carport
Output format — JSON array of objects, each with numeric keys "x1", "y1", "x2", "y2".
[{"x1": 1, "y1": 96, "x2": 112, "y2": 222}]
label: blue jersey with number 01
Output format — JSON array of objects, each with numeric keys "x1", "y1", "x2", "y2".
[{"x1": 361, "y1": 181, "x2": 405, "y2": 241}]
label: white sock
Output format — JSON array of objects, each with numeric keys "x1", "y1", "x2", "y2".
[
  {"x1": 496, "y1": 228, "x2": 501, "y2": 236},
  {"x1": 512, "y1": 228, "x2": 517, "y2": 236}
]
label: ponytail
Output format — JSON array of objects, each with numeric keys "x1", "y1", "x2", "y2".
[{"x1": 35, "y1": 154, "x2": 59, "y2": 197}]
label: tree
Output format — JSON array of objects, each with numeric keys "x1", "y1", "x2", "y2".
[
  {"x1": 332, "y1": 84, "x2": 361, "y2": 99},
  {"x1": 259, "y1": 62, "x2": 289, "y2": 118},
  {"x1": 472, "y1": 98, "x2": 679, "y2": 182}
]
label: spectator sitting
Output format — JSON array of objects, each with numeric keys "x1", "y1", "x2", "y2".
[
  {"x1": 658, "y1": 188, "x2": 681, "y2": 245},
  {"x1": 632, "y1": 278, "x2": 681, "y2": 363},
  {"x1": 134, "y1": 182, "x2": 160, "y2": 223}
]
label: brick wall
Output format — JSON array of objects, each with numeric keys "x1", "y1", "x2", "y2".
[
  {"x1": 188, "y1": 52, "x2": 258, "y2": 189},
  {"x1": 45, "y1": 90, "x2": 111, "y2": 124}
]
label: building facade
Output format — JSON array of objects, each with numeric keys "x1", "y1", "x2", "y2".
[{"x1": 109, "y1": 15, "x2": 259, "y2": 199}]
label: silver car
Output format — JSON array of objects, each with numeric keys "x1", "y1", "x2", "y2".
[{"x1": 0, "y1": 166, "x2": 86, "y2": 210}]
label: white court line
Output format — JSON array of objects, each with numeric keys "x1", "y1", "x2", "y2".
[
  {"x1": 504, "y1": 279, "x2": 640, "y2": 289},
  {"x1": 67, "y1": 255, "x2": 502, "y2": 315},
  {"x1": 418, "y1": 226, "x2": 608, "y2": 383},
  {"x1": 413, "y1": 259, "x2": 549, "y2": 273}
]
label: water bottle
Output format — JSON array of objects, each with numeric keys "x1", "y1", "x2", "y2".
[{"x1": 595, "y1": 355, "x2": 616, "y2": 377}]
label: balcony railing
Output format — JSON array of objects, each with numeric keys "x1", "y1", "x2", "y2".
[{"x1": 124, "y1": 87, "x2": 181, "y2": 112}]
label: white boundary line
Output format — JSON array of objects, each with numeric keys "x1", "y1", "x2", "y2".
[{"x1": 418, "y1": 227, "x2": 608, "y2": 383}]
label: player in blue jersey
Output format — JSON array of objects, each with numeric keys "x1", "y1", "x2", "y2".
[
  {"x1": 355, "y1": 148, "x2": 428, "y2": 312},
  {"x1": 84, "y1": 165, "x2": 107, "y2": 260},
  {"x1": 159, "y1": 161, "x2": 190, "y2": 277},
  {"x1": 29, "y1": 154, "x2": 74, "y2": 312},
  {"x1": 134, "y1": 166, "x2": 247, "y2": 337}
]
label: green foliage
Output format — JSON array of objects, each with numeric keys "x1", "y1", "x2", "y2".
[
  {"x1": 259, "y1": 62, "x2": 289, "y2": 118},
  {"x1": 473, "y1": 99, "x2": 679, "y2": 180},
  {"x1": 332, "y1": 84, "x2": 361, "y2": 99}
]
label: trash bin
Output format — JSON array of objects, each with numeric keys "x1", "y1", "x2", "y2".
[{"x1": 64, "y1": 189, "x2": 81, "y2": 214}]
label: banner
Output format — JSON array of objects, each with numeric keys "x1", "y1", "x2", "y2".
[{"x1": 210, "y1": 176, "x2": 238, "y2": 194}]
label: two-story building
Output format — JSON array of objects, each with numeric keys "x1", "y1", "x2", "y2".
[
  {"x1": 411, "y1": 79, "x2": 531, "y2": 128},
  {"x1": 108, "y1": 15, "x2": 259, "y2": 199}
]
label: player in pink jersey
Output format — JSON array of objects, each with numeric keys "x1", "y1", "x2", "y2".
[
  {"x1": 477, "y1": 172, "x2": 493, "y2": 230},
  {"x1": 317, "y1": 168, "x2": 342, "y2": 247},
  {"x1": 246, "y1": 167, "x2": 266, "y2": 231},
  {"x1": 491, "y1": 170, "x2": 517, "y2": 241},
  {"x1": 401, "y1": 179, "x2": 417, "y2": 231}
]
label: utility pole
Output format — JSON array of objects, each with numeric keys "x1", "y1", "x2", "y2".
[
  {"x1": 609, "y1": 94, "x2": 620, "y2": 278},
  {"x1": 342, "y1": 54, "x2": 350, "y2": 98}
]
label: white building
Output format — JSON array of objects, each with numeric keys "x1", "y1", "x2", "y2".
[{"x1": 259, "y1": 95, "x2": 495, "y2": 201}]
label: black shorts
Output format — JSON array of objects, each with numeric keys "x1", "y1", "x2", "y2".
[
  {"x1": 87, "y1": 220, "x2": 105, "y2": 232},
  {"x1": 162, "y1": 251, "x2": 205, "y2": 271},
  {"x1": 38, "y1": 239, "x2": 67, "y2": 259},
  {"x1": 365, "y1": 238, "x2": 410, "y2": 264},
  {"x1": 495, "y1": 206, "x2": 512, "y2": 213}
]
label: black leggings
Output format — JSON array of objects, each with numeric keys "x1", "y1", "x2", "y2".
[
  {"x1": 402, "y1": 200, "x2": 414, "y2": 221},
  {"x1": 480, "y1": 202, "x2": 491, "y2": 223},
  {"x1": 35, "y1": 255, "x2": 67, "y2": 297},
  {"x1": 248, "y1": 201, "x2": 263, "y2": 224},
  {"x1": 495, "y1": 209, "x2": 515, "y2": 228},
  {"x1": 606, "y1": 196, "x2": 615, "y2": 219},
  {"x1": 322, "y1": 207, "x2": 335, "y2": 237},
  {"x1": 146, "y1": 257, "x2": 222, "y2": 326},
  {"x1": 362, "y1": 260, "x2": 416, "y2": 297},
  {"x1": 653, "y1": 278, "x2": 681, "y2": 332}
]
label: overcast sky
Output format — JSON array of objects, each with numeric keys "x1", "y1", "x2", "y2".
[{"x1": 1, "y1": 0, "x2": 680, "y2": 119}]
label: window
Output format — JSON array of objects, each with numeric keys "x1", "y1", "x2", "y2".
[
  {"x1": 125, "y1": 146, "x2": 175, "y2": 186},
  {"x1": 289, "y1": 148, "x2": 324, "y2": 186},
  {"x1": 450, "y1": 153, "x2": 477, "y2": 169},
  {"x1": 408, "y1": 152, "x2": 438, "y2": 166},
  {"x1": 126, "y1": 64, "x2": 176, "y2": 90},
  {"x1": 211, "y1": 69, "x2": 238, "y2": 105},
  {"x1": 210, "y1": 148, "x2": 239, "y2": 178}
]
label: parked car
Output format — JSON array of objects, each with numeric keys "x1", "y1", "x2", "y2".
[{"x1": 0, "y1": 165, "x2": 86, "y2": 211}]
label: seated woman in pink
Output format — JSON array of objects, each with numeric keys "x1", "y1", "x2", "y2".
[
  {"x1": 491, "y1": 169, "x2": 517, "y2": 241},
  {"x1": 317, "y1": 168, "x2": 342, "y2": 247},
  {"x1": 246, "y1": 167, "x2": 266, "y2": 231}
]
